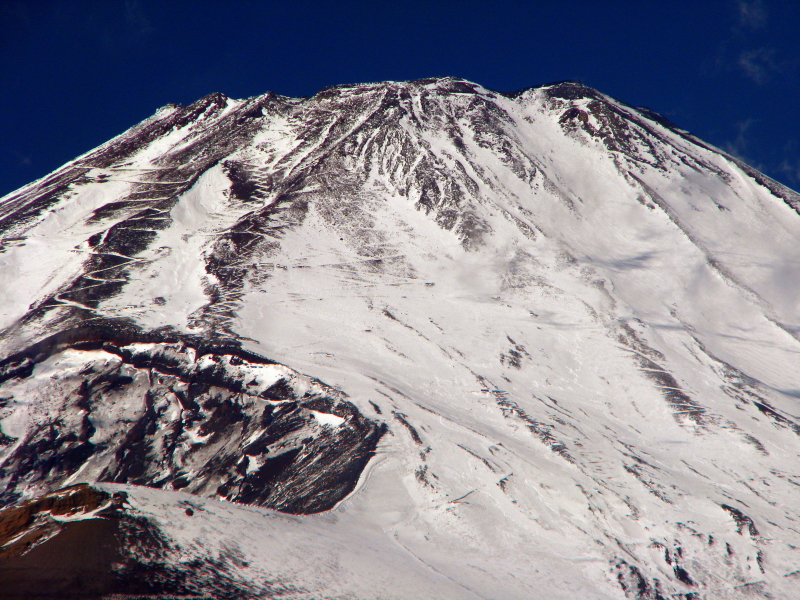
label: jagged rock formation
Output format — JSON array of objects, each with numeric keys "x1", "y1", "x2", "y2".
[
  {"x1": 0, "y1": 331, "x2": 384, "y2": 513},
  {"x1": 1, "y1": 77, "x2": 800, "y2": 599}
]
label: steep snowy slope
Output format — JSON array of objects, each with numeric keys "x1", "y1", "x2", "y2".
[{"x1": 1, "y1": 77, "x2": 800, "y2": 599}]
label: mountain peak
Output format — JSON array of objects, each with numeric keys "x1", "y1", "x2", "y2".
[{"x1": 1, "y1": 77, "x2": 799, "y2": 599}]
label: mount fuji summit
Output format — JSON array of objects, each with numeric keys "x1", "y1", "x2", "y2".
[{"x1": 1, "y1": 77, "x2": 800, "y2": 599}]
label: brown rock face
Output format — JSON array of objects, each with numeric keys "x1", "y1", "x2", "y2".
[
  {"x1": 0, "y1": 483, "x2": 269, "y2": 599},
  {"x1": 0, "y1": 484, "x2": 128, "y2": 599},
  {"x1": 0, "y1": 483, "x2": 116, "y2": 560}
]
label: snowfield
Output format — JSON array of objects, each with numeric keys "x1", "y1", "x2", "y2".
[{"x1": 1, "y1": 77, "x2": 799, "y2": 599}]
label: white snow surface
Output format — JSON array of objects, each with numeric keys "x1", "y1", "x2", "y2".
[{"x1": 2, "y1": 77, "x2": 800, "y2": 598}]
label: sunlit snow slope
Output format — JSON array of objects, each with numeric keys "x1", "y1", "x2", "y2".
[{"x1": 1, "y1": 77, "x2": 800, "y2": 599}]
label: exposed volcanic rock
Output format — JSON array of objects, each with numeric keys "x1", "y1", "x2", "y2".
[
  {"x1": 0, "y1": 483, "x2": 117, "y2": 560},
  {"x1": 0, "y1": 77, "x2": 799, "y2": 598},
  {"x1": 0, "y1": 328, "x2": 385, "y2": 513},
  {"x1": 0, "y1": 483, "x2": 278, "y2": 599}
]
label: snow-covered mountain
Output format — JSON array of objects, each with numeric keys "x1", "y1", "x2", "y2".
[{"x1": 1, "y1": 77, "x2": 800, "y2": 599}]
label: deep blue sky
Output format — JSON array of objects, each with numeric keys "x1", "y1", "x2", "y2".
[{"x1": 2, "y1": 1, "x2": 799, "y2": 197}]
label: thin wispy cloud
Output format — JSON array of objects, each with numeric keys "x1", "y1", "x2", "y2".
[
  {"x1": 0, "y1": 148, "x2": 33, "y2": 179},
  {"x1": 778, "y1": 157, "x2": 800, "y2": 185},
  {"x1": 738, "y1": 47, "x2": 778, "y2": 84},
  {"x1": 737, "y1": 0, "x2": 767, "y2": 30},
  {"x1": 722, "y1": 118, "x2": 766, "y2": 170},
  {"x1": 722, "y1": 1, "x2": 799, "y2": 86}
]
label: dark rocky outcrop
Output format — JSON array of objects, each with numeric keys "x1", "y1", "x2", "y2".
[{"x1": 0, "y1": 328, "x2": 385, "y2": 514}]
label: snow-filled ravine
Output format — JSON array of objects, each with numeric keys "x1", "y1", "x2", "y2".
[{"x1": 1, "y1": 77, "x2": 800, "y2": 599}]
